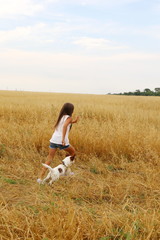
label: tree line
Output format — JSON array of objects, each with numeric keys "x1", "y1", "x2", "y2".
[{"x1": 115, "y1": 88, "x2": 160, "y2": 96}]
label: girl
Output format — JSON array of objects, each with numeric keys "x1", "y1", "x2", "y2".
[{"x1": 37, "y1": 102, "x2": 79, "y2": 183}]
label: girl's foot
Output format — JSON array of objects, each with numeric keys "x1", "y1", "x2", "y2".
[{"x1": 37, "y1": 178, "x2": 42, "y2": 184}]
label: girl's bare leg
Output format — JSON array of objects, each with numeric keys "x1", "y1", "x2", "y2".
[
  {"x1": 39, "y1": 148, "x2": 57, "y2": 179},
  {"x1": 64, "y1": 145, "x2": 76, "y2": 175},
  {"x1": 64, "y1": 145, "x2": 76, "y2": 157}
]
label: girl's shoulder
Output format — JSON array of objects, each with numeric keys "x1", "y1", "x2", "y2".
[
  {"x1": 63, "y1": 114, "x2": 71, "y2": 120},
  {"x1": 60, "y1": 115, "x2": 71, "y2": 123}
]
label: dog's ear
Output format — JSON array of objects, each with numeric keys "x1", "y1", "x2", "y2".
[{"x1": 70, "y1": 155, "x2": 75, "y2": 161}]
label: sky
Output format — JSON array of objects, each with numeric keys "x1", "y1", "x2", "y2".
[{"x1": 0, "y1": 0, "x2": 160, "y2": 94}]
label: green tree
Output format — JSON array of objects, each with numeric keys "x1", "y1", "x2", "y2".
[
  {"x1": 134, "y1": 89, "x2": 141, "y2": 95},
  {"x1": 144, "y1": 88, "x2": 154, "y2": 96},
  {"x1": 144, "y1": 88, "x2": 151, "y2": 92},
  {"x1": 155, "y1": 88, "x2": 160, "y2": 93}
]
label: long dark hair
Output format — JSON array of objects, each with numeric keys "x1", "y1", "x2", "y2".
[{"x1": 54, "y1": 103, "x2": 74, "y2": 128}]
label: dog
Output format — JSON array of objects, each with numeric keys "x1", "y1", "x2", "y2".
[{"x1": 42, "y1": 155, "x2": 75, "y2": 185}]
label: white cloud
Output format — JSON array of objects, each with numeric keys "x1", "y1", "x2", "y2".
[
  {"x1": 107, "y1": 52, "x2": 160, "y2": 61},
  {"x1": 0, "y1": 23, "x2": 58, "y2": 44},
  {"x1": 0, "y1": 49, "x2": 160, "y2": 94},
  {"x1": 0, "y1": 21, "x2": 81, "y2": 45},
  {"x1": 0, "y1": 0, "x2": 159, "y2": 94},
  {"x1": 135, "y1": 25, "x2": 160, "y2": 39},
  {"x1": 73, "y1": 37, "x2": 128, "y2": 50},
  {"x1": 60, "y1": 0, "x2": 141, "y2": 6},
  {"x1": 0, "y1": 0, "x2": 44, "y2": 18}
]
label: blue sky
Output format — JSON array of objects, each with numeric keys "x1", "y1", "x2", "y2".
[{"x1": 0, "y1": 0, "x2": 160, "y2": 94}]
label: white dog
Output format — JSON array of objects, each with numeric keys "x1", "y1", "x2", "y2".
[{"x1": 41, "y1": 155, "x2": 75, "y2": 185}]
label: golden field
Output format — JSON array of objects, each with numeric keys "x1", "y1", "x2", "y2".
[{"x1": 0, "y1": 90, "x2": 160, "y2": 240}]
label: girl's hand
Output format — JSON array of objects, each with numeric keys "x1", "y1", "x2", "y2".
[
  {"x1": 72, "y1": 116, "x2": 80, "y2": 123},
  {"x1": 62, "y1": 140, "x2": 65, "y2": 146}
]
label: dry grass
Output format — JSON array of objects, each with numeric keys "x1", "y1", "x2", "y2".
[{"x1": 0, "y1": 90, "x2": 160, "y2": 240}]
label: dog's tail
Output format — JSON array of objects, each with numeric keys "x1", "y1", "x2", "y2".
[{"x1": 42, "y1": 163, "x2": 53, "y2": 171}]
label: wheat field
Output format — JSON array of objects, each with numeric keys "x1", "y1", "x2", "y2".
[{"x1": 0, "y1": 90, "x2": 160, "y2": 240}]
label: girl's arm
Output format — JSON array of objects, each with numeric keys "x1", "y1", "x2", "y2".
[
  {"x1": 62, "y1": 117, "x2": 72, "y2": 145},
  {"x1": 71, "y1": 116, "x2": 79, "y2": 124}
]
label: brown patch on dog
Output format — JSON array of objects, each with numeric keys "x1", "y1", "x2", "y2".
[
  {"x1": 58, "y1": 168, "x2": 63, "y2": 173},
  {"x1": 70, "y1": 155, "x2": 75, "y2": 161}
]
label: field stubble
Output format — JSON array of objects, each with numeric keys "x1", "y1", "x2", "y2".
[{"x1": 0, "y1": 90, "x2": 160, "y2": 240}]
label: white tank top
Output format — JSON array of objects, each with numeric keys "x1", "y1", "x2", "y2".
[{"x1": 50, "y1": 115, "x2": 71, "y2": 145}]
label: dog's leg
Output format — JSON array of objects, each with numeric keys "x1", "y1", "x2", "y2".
[
  {"x1": 42, "y1": 172, "x2": 51, "y2": 184},
  {"x1": 49, "y1": 176, "x2": 59, "y2": 185},
  {"x1": 65, "y1": 167, "x2": 71, "y2": 176},
  {"x1": 48, "y1": 173, "x2": 59, "y2": 185},
  {"x1": 65, "y1": 167, "x2": 74, "y2": 176},
  {"x1": 49, "y1": 180, "x2": 53, "y2": 185}
]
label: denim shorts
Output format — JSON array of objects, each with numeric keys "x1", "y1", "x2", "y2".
[{"x1": 49, "y1": 142, "x2": 70, "y2": 150}]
